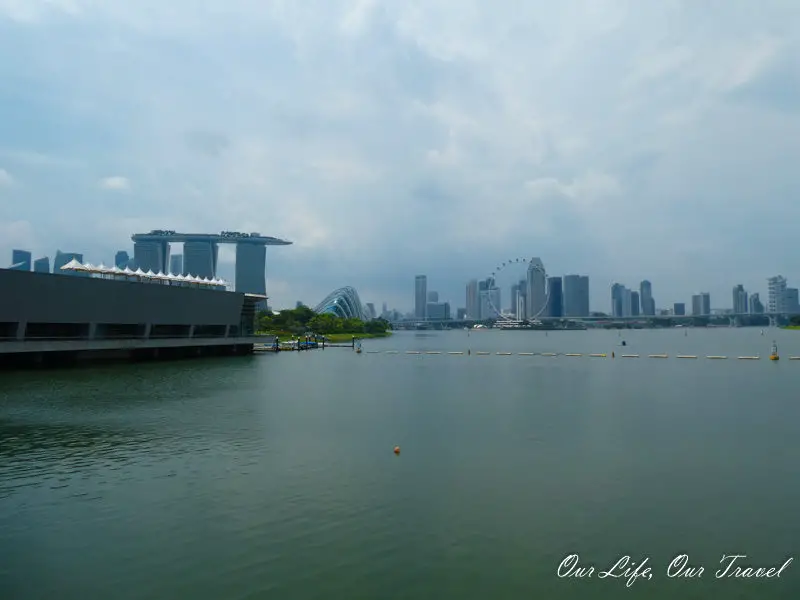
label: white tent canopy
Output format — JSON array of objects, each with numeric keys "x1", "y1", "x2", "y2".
[{"x1": 59, "y1": 260, "x2": 228, "y2": 288}]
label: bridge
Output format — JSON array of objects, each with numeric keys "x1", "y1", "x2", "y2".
[{"x1": 390, "y1": 313, "x2": 798, "y2": 329}]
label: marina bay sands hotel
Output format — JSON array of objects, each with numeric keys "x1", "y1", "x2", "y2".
[{"x1": 131, "y1": 230, "x2": 292, "y2": 297}]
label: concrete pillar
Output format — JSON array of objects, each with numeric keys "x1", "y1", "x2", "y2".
[
  {"x1": 88, "y1": 323, "x2": 98, "y2": 340},
  {"x1": 189, "y1": 325, "x2": 195, "y2": 338},
  {"x1": 16, "y1": 321, "x2": 26, "y2": 340},
  {"x1": 144, "y1": 323, "x2": 152, "y2": 338}
]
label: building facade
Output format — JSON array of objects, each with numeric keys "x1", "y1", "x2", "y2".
[{"x1": 415, "y1": 275, "x2": 427, "y2": 319}]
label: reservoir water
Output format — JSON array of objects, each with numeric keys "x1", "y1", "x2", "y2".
[{"x1": 2, "y1": 328, "x2": 799, "y2": 599}]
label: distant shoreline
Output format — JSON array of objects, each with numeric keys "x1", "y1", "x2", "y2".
[{"x1": 259, "y1": 331, "x2": 392, "y2": 342}]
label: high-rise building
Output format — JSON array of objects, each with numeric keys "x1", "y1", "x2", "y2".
[
  {"x1": 510, "y1": 282, "x2": 519, "y2": 314},
  {"x1": 456, "y1": 307, "x2": 466, "y2": 320},
  {"x1": 526, "y1": 258, "x2": 547, "y2": 319},
  {"x1": 133, "y1": 239, "x2": 170, "y2": 273},
  {"x1": 546, "y1": 277, "x2": 563, "y2": 318},
  {"x1": 673, "y1": 302, "x2": 686, "y2": 316},
  {"x1": 732, "y1": 284, "x2": 748, "y2": 314},
  {"x1": 631, "y1": 290, "x2": 640, "y2": 316},
  {"x1": 479, "y1": 287, "x2": 501, "y2": 319},
  {"x1": 786, "y1": 289, "x2": 800, "y2": 314},
  {"x1": 365, "y1": 303, "x2": 377, "y2": 320},
  {"x1": 768, "y1": 276, "x2": 788, "y2": 313},
  {"x1": 562, "y1": 275, "x2": 589, "y2": 317},
  {"x1": 466, "y1": 279, "x2": 479, "y2": 320},
  {"x1": 611, "y1": 283, "x2": 625, "y2": 317},
  {"x1": 10, "y1": 249, "x2": 31, "y2": 271},
  {"x1": 234, "y1": 243, "x2": 267, "y2": 299},
  {"x1": 53, "y1": 250, "x2": 84, "y2": 275},
  {"x1": 169, "y1": 253, "x2": 183, "y2": 275},
  {"x1": 184, "y1": 240, "x2": 217, "y2": 279},
  {"x1": 33, "y1": 257, "x2": 50, "y2": 273},
  {"x1": 749, "y1": 293, "x2": 764, "y2": 314},
  {"x1": 427, "y1": 302, "x2": 450, "y2": 320},
  {"x1": 115, "y1": 250, "x2": 130, "y2": 269},
  {"x1": 516, "y1": 279, "x2": 527, "y2": 320},
  {"x1": 640, "y1": 280, "x2": 655, "y2": 315},
  {"x1": 427, "y1": 291, "x2": 439, "y2": 303},
  {"x1": 692, "y1": 293, "x2": 711, "y2": 315},
  {"x1": 415, "y1": 275, "x2": 427, "y2": 319}
]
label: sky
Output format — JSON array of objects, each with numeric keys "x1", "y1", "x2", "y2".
[{"x1": 1, "y1": 0, "x2": 799, "y2": 313}]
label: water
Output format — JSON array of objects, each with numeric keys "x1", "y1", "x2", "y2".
[{"x1": 1, "y1": 328, "x2": 799, "y2": 599}]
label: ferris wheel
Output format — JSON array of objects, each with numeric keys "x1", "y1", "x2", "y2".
[{"x1": 484, "y1": 257, "x2": 550, "y2": 322}]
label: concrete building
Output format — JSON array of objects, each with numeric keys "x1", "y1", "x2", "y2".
[
  {"x1": 546, "y1": 277, "x2": 563, "y2": 318},
  {"x1": 53, "y1": 251, "x2": 84, "y2": 275},
  {"x1": 115, "y1": 250, "x2": 130, "y2": 269},
  {"x1": 132, "y1": 230, "x2": 291, "y2": 299},
  {"x1": 526, "y1": 258, "x2": 547, "y2": 319},
  {"x1": 732, "y1": 284, "x2": 749, "y2": 314},
  {"x1": 631, "y1": 290, "x2": 640, "y2": 316},
  {"x1": 768, "y1": 276, "x2": 789, "y2": 313},
  {"x1": 33, "y1": 257, "x2": 50, "y2": 273},
  {"x1": 169, "y1": 254, "x2": 183, "y2": 276},
  {"x1": 749, "y1": 293, "x2": 764, "y2": 314},
  {"x1": 415, "y1": 275, "x2": 427, "y2": 319},
  {"x1": 691, "y1": 293, "x2": 711, "y2": 316},
  {"x1": 639, "y1": 280, "x2": 655, "y2": 316},
  {"x1": 426, "y1": 302, "x2": 450, "y2": 320},
  {"x1": 673, "y1": 302, "x2": 686, "y2": 316},
  {"x1": 465, "y1": 279, "x2": 479, "y2": 320},
  {"x1": 562, "y1": 275, "x2": 589, "y2": 317},
  {"x1": 786, "y1": 288, "x2": 800, "y2": 314},
  {"x1": 10, "y1": 249, "x2": 31, "y2": 271}
]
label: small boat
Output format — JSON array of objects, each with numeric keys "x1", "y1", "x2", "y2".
[{"x1": 770, "y1": 341, "x2": 779, "y2": 361}]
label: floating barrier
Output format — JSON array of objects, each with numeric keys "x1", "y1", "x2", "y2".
[{"x1": 363, "y1": 350, "x2": 798, "y2": 362}]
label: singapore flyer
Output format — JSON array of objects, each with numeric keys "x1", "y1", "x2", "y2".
[{"x1": 484, "y1": 257, "x2": 550, "y2": 323}]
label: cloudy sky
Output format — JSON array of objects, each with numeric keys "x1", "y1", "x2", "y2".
[{"x1": 1, "y1": 0, "x2": 799, "y2": 312}]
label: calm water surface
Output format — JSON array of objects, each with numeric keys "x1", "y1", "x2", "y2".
[{"x1": 1, "y1": 328, "x2": 799, "y2": 599}]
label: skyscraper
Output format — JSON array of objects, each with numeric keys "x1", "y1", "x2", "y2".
[
  {"x1": 33, "y1": 257, "x2": 50, "y2": 273},
  {"x1": 768, "y1": 276, "x2": 788, "y2": 313},
  {"x1": 732, "y1": 284, "x2": 748, "y2": 314},
  {"x1": 53, "y1": 250, "x2": 84, "y2": 275},
  {"x1": 749, "y1": 293, "x2": 764, "y2": 314},
  {"x1": 115, "y1": 250, "x2": 130, "y2": 269},
  {"x1": 611, "y1": 283, "x2": 625, "y2": 317},
  {"x1": 526, "y1": 258, "x2": 547, "y2": 319},
  {"x1": 631, "y1": 290, "x2": 640, "y2": 316},
  {"x1": 640, "y1": 280, "x2": 655, "y2": 315},
  {"x1": 562, "y1": 275, "x2": 589, "y2": 317},
  {"x1": 415, "y1": 275, "x2": 427, "y2": 319},
  {"x1": 169, "y1": 253, "x2": 183, "y2": 275},
  {"x1": 673, "y1": 302, "x2": 686, "y2": 316},
  {"x1": 10, "y1": 249, "x2": 31, "y2": 271},
  {"x1": 466, "y1": 279, "x2": 479, "y2": 320},
  {"x1": 545, "y1": 277, "x2": 563, "y2": 317},
  {"x1": 692, "y1": 293, "x2": 711, "y2": 315},
  {"x1": 184, "y1": 240, "x2": 217, "y2": 279},
  {"x1": 133, "y1": 239, "x2": 170, "y2": 273}
]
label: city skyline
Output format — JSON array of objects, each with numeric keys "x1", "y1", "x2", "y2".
[{"x1": 2, "y1": 2, "x2": 800, "y2": 310}]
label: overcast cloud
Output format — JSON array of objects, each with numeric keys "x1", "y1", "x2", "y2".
[{"x1": 1, "y1": 0, "x2": 799, "y2": 312}]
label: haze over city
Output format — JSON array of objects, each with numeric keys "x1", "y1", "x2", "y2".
[{"x1": 1, "y1": 1, "x2": 799, "y2": 311}]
